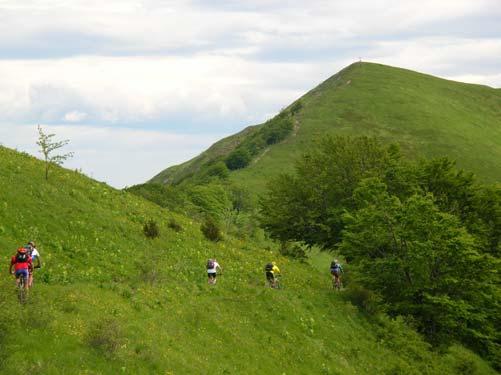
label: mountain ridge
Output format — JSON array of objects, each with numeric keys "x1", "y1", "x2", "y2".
[{"x1": 150, "y1": 62, "x2": 501, "y2": 190}]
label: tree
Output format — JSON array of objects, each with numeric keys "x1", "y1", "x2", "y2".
[
  {"x1": 260, "y1": 136, "x2": 397, "y2": 248},
  {"x1": 340, "y1": 178, "x2": 500, "y2": 359},
  {"x1": 36, "y1": 125, "x2": 74, "y2": 180},
  {"x1": 225, "y1": 148, "x2": 252, "y2": 170}
]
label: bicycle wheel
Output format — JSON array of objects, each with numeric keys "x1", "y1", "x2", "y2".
[{"x1": 18, "y1": 277, "x2": 26, "y2": 303}]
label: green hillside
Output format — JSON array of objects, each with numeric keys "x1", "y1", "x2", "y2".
[
  {"x1": 151, "y1": 62, "x2": 501, "y2": 193},
  {"x1": 0, "y1": 147, "x2": 496, "y2": 374}
]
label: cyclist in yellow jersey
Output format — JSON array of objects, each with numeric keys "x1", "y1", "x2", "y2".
[{"x1": 265, "y1": 261, "x2": 281, "y2": 288}]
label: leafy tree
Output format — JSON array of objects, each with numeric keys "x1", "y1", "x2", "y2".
[
  {"x1": 260, "y1": 136, "x2": 397, "y2": 248},
  {"x1": 36, "y1": 125, "x2": 74, "y2": 181},
  {"x1": 225, "y1": 148, "x2": 252, "y2": 170},
  {"x1": 204, "y1": 161, "x2": 230, "y2": 179},
  {"x1": 415, "y1": 158, "x2": 501, "y2": 257},
  {"x1": 340, "y1": 178, "x2": 500, "y2": 358}
]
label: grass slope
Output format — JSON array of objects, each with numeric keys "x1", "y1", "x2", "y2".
[
  {"x1": 0, "y1": 147, "x2": 495, "y2": 374},
  {"x1": 152, "y1": 62, "x2": 501, "y2": 193}
]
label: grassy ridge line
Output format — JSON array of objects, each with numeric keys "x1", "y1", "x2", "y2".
[
  {"x1": 0, "y1": 146, "x2": 495, "y2": 374},
  {"x1": 231, "y1": 62, "x2": 501, "y2": 193},
  {"x1": 151, "y1": 62, "x2": 501, "y2": 195}
]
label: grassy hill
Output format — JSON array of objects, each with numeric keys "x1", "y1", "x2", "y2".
[
  {"x1": 0, "y1": 146, "x2": 496, "y2": 374},
  {"x1": 150, "y1": 62, "x2": 501, "y2": 193}
]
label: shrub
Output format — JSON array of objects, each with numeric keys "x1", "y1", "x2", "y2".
[
  {"x1": 143, "y1": 219, "x2": 160, "y2": 239},
  {"x1": 290, "y1": 100, "x2": 303, "y2": 115},
  {"x1": 86, "y1": 318, "x2": 123, "y2": 357},
  {"x1": 454, "y1": 357, "x2": 479, "y2": 375},
  {"x1": 279, "y1": 241, "x2": 307, "y2": 261},
  {"x1": 344, "y1": 284, "x2": 381, "y2": 315},
  {"x1": 205, "y1": 161, "x2": 230, "y2": 179},
  {"x1": 201, "y1": 217, "x2": 223, "y2": 242},
  {"x1": 225, "y1": 148, "x2": 252, "y2": 170},
  {"x1": 168, "y1": 218, "x2": 182, "y2": 232}
]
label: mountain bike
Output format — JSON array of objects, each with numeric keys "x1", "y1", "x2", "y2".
[
  {"x1": 267, "y1": 275, "x2": 282, "y2": 289},
  {"x1": 332, "y1": 273, "x2": 342, "y2": 291},
  {"x1": 17, "y1": 275, "x2": 28, "y2": 304}
]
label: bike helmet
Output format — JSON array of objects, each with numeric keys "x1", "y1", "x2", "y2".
[
  {"x1": 17, "y1": 247, "x2": 27, "y2": 254},
  {"x1": 272, "y1": 261, "x2": 277, "y2": 266},
  {"x1": 28, "y1": 241, "x2": 35, "y2": 247}
]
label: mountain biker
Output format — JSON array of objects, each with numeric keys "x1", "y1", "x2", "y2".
[
  {"x1": 26, "y1": 241, "x2": 41, "y2": 288},
  {"x1": 9, "y1": 247, "x2": 33, "y2": 290},
  {"x1": 207, "y1": 258, "x2": 222, "y2": 284},
  {"x1": 330, "y1": 259, "x2": 343, "y2": 289},
  {"x1": 265, "y1": 261, "x2": 281, "y2": 288}
]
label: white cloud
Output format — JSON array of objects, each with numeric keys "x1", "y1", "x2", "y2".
[
  {"x1": 368, "y1": 37, "x2": 501, "y2": 78},
  {"x1": 63, "y1": 110, "x2": 88, "y2": 122},
  {"x1": 0, "y1": 55, "x2": 334, "y2": 127},
  {"x1": 0, "y1": 0, "x2": 499, "y2": 186}
]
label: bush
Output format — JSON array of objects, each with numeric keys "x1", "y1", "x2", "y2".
[
  {"x1": 344, "y1": 284, "x2": 381, "y2": 315},
  {"x1": 86, "y1": 319, "x2": 123, "y2": 357},
  {"x1": 205, "y1": 161, "x2": 230, "y2": 179},
  {"x1": 279, "y1": 241, "x2": 307, "y2": 261},
  {"x1": 454, "y1": 357, "x2": 479, "y2": 375},
  {"x1": 143, "y1": 219, "x2": 160, "y2": 239},
  {"x1": 290, "y1": 100, "x2": 303, "y2": 115},
  {"x1": 225, "y1": 148, "x2": 252, "y2": 170},
  {"x1": 201, "y1": 217, "x2": 223, "y2": 242},
  {"x1": 168, "y1": 218, "x2": 182, "y2": 232}
]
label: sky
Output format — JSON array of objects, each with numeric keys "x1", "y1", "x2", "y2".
[{"x1": 0, "y1": 0, "x2": 500, "y2": 188}]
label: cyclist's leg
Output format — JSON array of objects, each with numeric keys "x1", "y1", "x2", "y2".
[
  {"x1": 265, "y1": 272, "x2": 272, "y2": 287},
  {"x1": 14, "y1": 269, "x2": 26, "y2": 288},
  {"x1": 272, "y1": 275, "x2": 277, "y2": 288},
  {"x1": 335, "y1": 274, "x2": 341, "y2": 289}
]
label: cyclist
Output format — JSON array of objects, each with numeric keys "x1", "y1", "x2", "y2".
[
  {"x1": 9, "y1": 247, "x2": 33, "y2": 290},
  {"x1": 330, "y1": 259, "x2": 343, "y2": 289},
  {"x1": 207, "y1": 258, "x2": 222, "y2": 285},
  {"x1": 265, "y1": 261, "x2": 281, "y2": 288},
  {"x1": 26, "y1": 241, "x2": 41, "y2": 288}
]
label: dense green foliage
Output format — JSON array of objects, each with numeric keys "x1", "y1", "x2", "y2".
[
  {"x1": 1, "y1": 146, "x2": 496, "y2": 374},
  {"x1": 260, "y1": 136, "x2": 501, "y2": 368}
]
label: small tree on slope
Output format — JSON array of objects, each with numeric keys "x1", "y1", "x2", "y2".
[{"x1": 36, "y1": 125, "x2": 74, "y2": 181}]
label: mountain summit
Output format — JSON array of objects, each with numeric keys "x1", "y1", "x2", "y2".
[{"x1": 150, "y1": 62, "x2": 501, "y2": 190}]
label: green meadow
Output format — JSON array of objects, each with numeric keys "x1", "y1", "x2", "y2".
[{"x1": 0, "y1": 146, "x2": 496, "y2": 374}]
